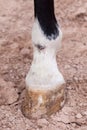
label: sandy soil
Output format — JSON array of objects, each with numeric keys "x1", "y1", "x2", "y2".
[{"x1": 0, "y1": 0, "x2": 87, "y2": 130}]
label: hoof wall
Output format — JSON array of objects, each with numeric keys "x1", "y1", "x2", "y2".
[{"x1": 21, "y1": 85, "x2": 66, "y2": 119}]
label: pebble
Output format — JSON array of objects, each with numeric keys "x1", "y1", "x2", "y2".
[
  {"x1": 79, "y1": 103, "x2": 83, "y2": 107},
  {"x1": 10, "y1": 43, "x2": 19, "y2": 49},
  {"x1": 64, "y1": 65, "x2": 70, "y2": 69},
  {"x1": 83, "y1": 111, "x2": 87, "y2": 116},
  {"x1": 76, "y1": 113, "x2": 82, "y2": 119},
  {"x1": 67, "y1": 86, "x2": 72, "y2": 90},
  {"x1": 20, "y1": 48, "x2": 30, "y2": 56}
]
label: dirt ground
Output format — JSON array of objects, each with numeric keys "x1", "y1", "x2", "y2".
[{"x1": 0, "y1": 0, "x2": 87, "y2": 130}]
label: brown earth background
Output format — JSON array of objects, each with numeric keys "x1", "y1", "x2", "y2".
[{"x1": 0, "y1": 0, "x2": 87, "y2": 130}]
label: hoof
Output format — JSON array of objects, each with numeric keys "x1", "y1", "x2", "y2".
[{"x1": 21, "y1": 84, "x2": 66, "y2": 119}]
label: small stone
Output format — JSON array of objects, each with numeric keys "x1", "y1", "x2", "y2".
[
  {"x1": 74, "y1": 76, "x2": 78, "y2": 82},
  {"x1": 83, "y1": 111, "x2": 87, "y2": 116},
  {"x1": 10, "y1": 43, "x2": 19, "y2": 49},
  {"x1": 64, "y1": 65, "x2": 70, "y2": 69},
  {"x1": 20, "y1": 48, "x2": 30, "y2": 56},
  {"x1": 79, "y1": 103, "x2": 83, "y2": 106},
  {"x1": 67, "y1": 86, "x2": 72, "y2": 90},
  {"x1": 76, "y1": 113, "x2": 82, "y2": 119},
  {"x1": 71, "y1": 123, "x2": 76, "y2": 127}
]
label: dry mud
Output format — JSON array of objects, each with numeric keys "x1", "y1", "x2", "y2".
[{"x1": 0, "y1": 0, "x2": 87, "y2": 130}]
